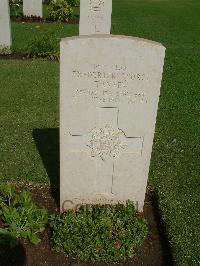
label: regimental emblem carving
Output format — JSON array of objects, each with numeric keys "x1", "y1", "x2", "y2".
[
  {"x1": 88, "y1": 124, "x2": 127, "y2": 161},
  {"x1": 89, "y1": 0, "x2": 105, "y2": 12}
]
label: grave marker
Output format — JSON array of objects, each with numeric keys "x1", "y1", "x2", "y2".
[
  {"x1": 60, "y1": 35, "x2": 165, "y2": 212},
  {"x1": 23, "y1": 0, "x2": 43, "y2": 17},
  {"x1": 79, "y1": 0, "x2": 112, "y2": 35},
  {"x1": 0, "y1": 0, "x2": 11, "y2": 49}
]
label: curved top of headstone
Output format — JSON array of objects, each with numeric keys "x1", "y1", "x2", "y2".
[
  {"x1": 60, "y1": 34, "x2": 166, "y2": 137},
  {"x1": 61, "y1": 35, "x2": 165, "y2": 49}
]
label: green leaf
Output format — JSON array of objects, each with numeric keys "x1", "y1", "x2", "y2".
[
  {"x1": 0, "y1": 184, "x2": 48, "y2": 245},
  {"x1": 50, "y1": 202, "x2": 148, "y2": 262}
]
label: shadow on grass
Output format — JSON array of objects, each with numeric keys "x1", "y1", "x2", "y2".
[
  {"x1": 0, "y1": 233, "x2": 26, "y2": 266},
  {"x1": 32, "y1": 128, "x2": 59, "y2": 208},
  {"x1": 150, "y1": 190, "x2": 174, "y2": 266}
]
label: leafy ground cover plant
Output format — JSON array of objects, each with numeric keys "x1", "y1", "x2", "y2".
[
  {"x1": 0, "y1": 184, "x2": 48, "y2": 244},
  {"x1": 27, "y1": 32, "x2": 59, "y2": 59},
  {"x1": 9, "y1": 0, "x2": 22, "y2": 17},
  {"x1": 67, "y1": 0, "x2": 80, "y2": 6},
  {"x1": 47, "y1": 0, "x2": 73, "y2": 22},
  {"x1": 50, "y1": 201, "x2": 148, "y2": 262}
]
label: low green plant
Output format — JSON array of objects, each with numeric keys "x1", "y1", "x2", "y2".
[
  {"x1": 43, "y1": 0, "x2": 51, "y2": 4},
  {"x1": 48, "y1": 0, "x2": 73, "y2": 22},
  {"x1": 0, "y1": 45, "x2": 11, "y2": 55},
  {"x1": 0, "y1": 184, "x2": 48, "y2": 244},
  {"x1": 27, "y1": 33, "x2": 59, "y2": 59},
  {"x1": 9, "y1": 0, "x2": 22, "y2": 17},
  {"x1": 66, "y1": 0, "x2": 79, "y2": 6},
  {"x1": 50, "y1": 201, "x2": 148, "y2": 262}
]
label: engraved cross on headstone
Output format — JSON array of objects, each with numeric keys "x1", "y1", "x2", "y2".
[
  {"x1": 79, "y1": 0, "x2": 112, "y2": 35},
  {"x1": 89, "y1": 0, "x2": 104, "y2": 33},
  {"x1": 68, "y1": 107, "x2": 144, "y2": 199}
]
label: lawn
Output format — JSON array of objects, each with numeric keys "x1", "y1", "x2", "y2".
[
  {"x1": 0, "y1": 0, "x2": 200, "y2": 265},
  {"x1": 11, "y1": 3, "x2": 79, "y2": 53},
  {"x1": 12, "y1": 22, "x2": 78, "y2": 53}
]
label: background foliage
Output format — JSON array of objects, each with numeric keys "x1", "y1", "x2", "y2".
[{"x1": 47, "y1": 0, "x2": 73, "y2": 22}]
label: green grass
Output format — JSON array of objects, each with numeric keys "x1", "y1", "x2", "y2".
[
  {"x1": 1, "y1": 0, "x2": 200, "y2": 265},
  {"x1": 10, "y1": 3, "x2": 79, "y2": 53},
  {"x1": 112, "y1": 2, "x2": 200, "y2": 263},
  {"x1": 0, "y1": 60, "x2": 59, "y2": 184},
  {"x1": 12, "y1": 22, "x2": 78, "y2": 53}
]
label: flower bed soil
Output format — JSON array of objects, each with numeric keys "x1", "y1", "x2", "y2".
[
  {"x1": 0, "y1": 185, "x2": 174, "y2": 266},
  {"x1": 12, "y1": 15, "x2": 79, "y2": 24},
  {"x1": 0, "y1": 53, "x2": 59, "y2": 61},
  {"x1": 0, "y1": 53, "x2": 29, "y2": 60}
]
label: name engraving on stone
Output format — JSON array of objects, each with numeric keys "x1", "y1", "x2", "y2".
[{"x1": 71, "y1": 64, "x2": 148, "y2": 104}]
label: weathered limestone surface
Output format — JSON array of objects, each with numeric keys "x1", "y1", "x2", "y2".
[
  {"x1": 60, "y1": 35, "x2": 165, "y2": 212},
  {"x1": 0, "y1": 0, "x2": 11, "y2": 48},
  {"x1": 79, "y1": 0, "x2": 112, "y2": 35},
  {"x1": 23, "y1": 0, "x2": 43, "y2": 17}
]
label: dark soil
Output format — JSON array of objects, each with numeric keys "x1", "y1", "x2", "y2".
[
  {"x1": 0, "y1": 186, "x2": 174, "y2": 266},
  {"x1": 0, "y1": 53, "x2": 29, "y2": 60},
  {"x1": 0, "y1": 53, "x2": 59, "y2": 61},
  {"x1": 12, "y1": 15, "x2": 79, "y2": 24}
]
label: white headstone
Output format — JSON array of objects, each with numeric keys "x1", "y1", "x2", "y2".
[
  {"x1": 79, "y1": 0, "x2": 112, "y2": 35},
  {"x1": 60, "y1": 35, "x2": 165, "y2": 212},
  {"x1": 0, "y1": 0, "x2": 11, "y2": 49},
  {"x1": 23, "y1": 0, "x2": 43, "y2": 17}
]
